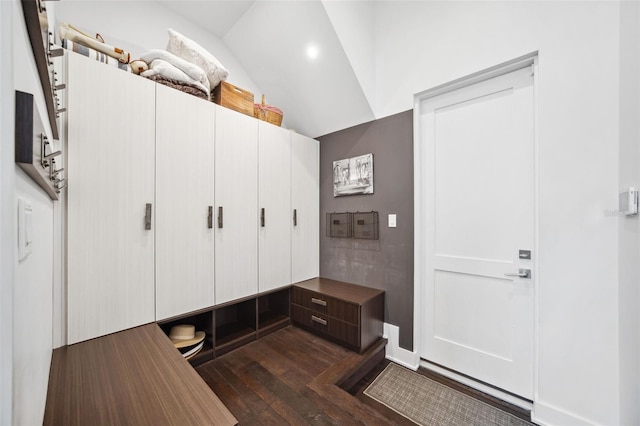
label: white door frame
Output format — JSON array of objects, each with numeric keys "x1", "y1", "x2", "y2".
[{"x1": 412, "y1": 52, "x2": 540, "y2": 408}]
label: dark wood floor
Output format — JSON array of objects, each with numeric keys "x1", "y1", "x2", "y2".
[
  {"x1": 196, "y1": 325, "x2": 532, "y2": 425},
  {"x1": 196, "y1": 325, "x2": 410, "y2": 425}
]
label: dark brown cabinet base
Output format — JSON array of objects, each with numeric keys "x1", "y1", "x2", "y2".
[{"x1": 291, "y1": 277, "x2": 384, "y2": 353}]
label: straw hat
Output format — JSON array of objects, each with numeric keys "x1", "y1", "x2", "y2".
[{"x1": 169, "y1": 324, "x2": 205, "y2": 348}]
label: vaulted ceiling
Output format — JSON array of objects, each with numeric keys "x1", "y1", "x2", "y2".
[{"x1": 156, "y1": 1, "x2": 378, "y2": 137}]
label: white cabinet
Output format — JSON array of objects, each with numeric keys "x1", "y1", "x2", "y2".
[
  {"x1": 258, "y1": 122, "x2": 292, "y2": 292},
  {"x1": 66, "y1": 52, "x2": 319, "y2": 339},
  {"x1": 155, "y1": 84, "x2": 215, "y2": 320},
  {"x1": 66, "y1": 53, "x2": 156, "y2": 344},
  {"x1": 291, "y1": 133, "x2": 319, "y2": 282},
  {"x1": 214, "y1": 106, "x2": 259, "y2": 304}
]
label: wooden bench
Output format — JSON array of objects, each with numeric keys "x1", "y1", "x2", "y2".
[{"x1": 44, "y1": 323, "x2": 237, "y2": 425}]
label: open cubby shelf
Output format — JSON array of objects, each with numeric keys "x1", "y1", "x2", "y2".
[
  {"x1": 215, "y1": 323, "x2": 256, "y2": 347},
  {"x1": 158, "y1": 286, "x2": 291, "y2": 365}
]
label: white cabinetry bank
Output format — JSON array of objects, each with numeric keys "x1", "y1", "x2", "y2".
[{"x1": 65, "y1": 53, "x2": 319, "y2": 344}]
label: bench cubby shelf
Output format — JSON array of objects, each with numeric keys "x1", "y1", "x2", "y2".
[{"x1": 158, "y1": 287, "x2": 291, "y2": 366}]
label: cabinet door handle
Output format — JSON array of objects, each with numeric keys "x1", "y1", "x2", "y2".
[
  {"x1": 207, "y1": 206, "x2": 213, "y2": 229},
  {"x1": 293, "y1": 209, "x2": 297, "y2": 227},
  {"x1": 261, "y1": 208, "x2": 265, "y2": 227},
  {"x1": 311, "y1": 315, "x2": 327, "y2": 326},
  {"x1": 311, "y1": 297, "x2": 327, "y2": 307},
  {"x1": 144, "y1": 203, "x2": 152, "y2": 230},
  {"x1": 218, "y1": 206, "x2": 223, "y2": 229}
]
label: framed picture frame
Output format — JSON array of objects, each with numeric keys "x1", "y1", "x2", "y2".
[{"x1": 333, "y1": 153, "x2": 374, "y2": 197}]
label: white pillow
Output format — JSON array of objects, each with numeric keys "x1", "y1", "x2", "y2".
[{"x1": 166, "y1": 28, "x2": 229, "y2": 90}]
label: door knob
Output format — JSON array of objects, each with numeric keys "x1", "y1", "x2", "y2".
[{"x1": 504, "y1": 268, "x2": 531, "y2": 279}]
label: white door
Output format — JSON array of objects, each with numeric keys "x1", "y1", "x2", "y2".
[
  {"x1": 291, "y1": 133, "x2": 319, "y2": 282},
  {"x1": 258, "y1": 122, "x2": 292, "y2": 292},
  {"x1": 155, "y1": 84, "x2": 215, "y2": 320},
  {"x1": 418, "y1": 65, "x2": 535, "y2": 399},
  {"x1": 66, "y1": 53, "x2": 156, "y2": 344},
  {"x1": 214, "y1": 106, "x2": 258, "y2": 304}
]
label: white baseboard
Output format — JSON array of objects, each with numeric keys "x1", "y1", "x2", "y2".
[
  {"x1": 532, "y1": 401, "x2": 596, "y2": 426},
  {"x1": 383, "y1": 323, "x2": 419, "y2": 370}
]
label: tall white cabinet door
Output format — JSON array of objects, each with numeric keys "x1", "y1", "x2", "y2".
[
  {"x1": 291, "y1": 133, "x2": 319, "y2": 282},
  {"x1": 258, "y1": 122, "x2": 292, "y2": 292},
  {"x1": 66, "y1": 53, "x2": 156, "y2": 344},
  {"x1": 214, "y1": 106, "x2": 258, "y2": 304},
  {"x1": 155, "y1": 85, "x2": 215, "y2": 320}
]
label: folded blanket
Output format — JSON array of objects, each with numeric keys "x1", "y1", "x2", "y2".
[
  {"x1": 145, "y1": 74, "x2": 209, "y2": 101},
  {"x1": 139, "y1": 49, "x2": 210, "y2": 94},
  {"x1": 62, "y1": 39, "x2": 131, "y2": 72},
  {"x1": 141, "y1": 59, "x2": 210, "y2": 98},
  {"x1": 166, "y1": 28, "x2": 229, "y2": 89},
  {"x1": 59, "y1": 23, "x2": 130, "y2": 64}
]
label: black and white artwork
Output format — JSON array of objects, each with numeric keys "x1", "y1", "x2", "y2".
[{"x1": 333, "y1": 153, "x2": 374, "y2": 197}]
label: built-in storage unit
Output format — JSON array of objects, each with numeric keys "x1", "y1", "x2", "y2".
[
  {"x1": 291, "y1": 278, "x2": 384, "y2": 353},
  {"x1": 66, "y1": 51, "x2": 156, "y2": 345},
  {"x1": 65, "y1": 51, "x2": 319, "y2": 345},
  {"x1": 158, "y1": 287, "x2": 290, "y2": 365},
  {"x1": 155, "y1": 83, "x2": 216, "y2": 321}
]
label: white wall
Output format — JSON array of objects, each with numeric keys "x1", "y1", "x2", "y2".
[
  {"x1": 374, "y1": 1, "x2": 633, "y2": 424},
  {"x1": 0, "y1": 1, "x2": 15, "y2": 424},
  {"x1": 618, "y1": 2, "x2": 640, "y2": 424},
  {"x1": 8, "y1": 0, "x2": 58, "y2": 424},
  {"x1": 54, "y1": 1, "x2": 260, "y2": 99}
]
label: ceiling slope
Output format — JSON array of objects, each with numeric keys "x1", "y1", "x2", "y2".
[
  {"x1": 157, "y1": 1, "x2": 256, "y2": 39},
  {"x1": 321, "y1": 0, "x2": 377, "y2": 118},
  {"x1": 222, "y1": 1, "x2": 375, "y2": 137}
]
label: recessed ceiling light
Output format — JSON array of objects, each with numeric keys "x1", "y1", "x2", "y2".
[{"x1": 306, "y1": 44, "x2": 319, "y2": 60}]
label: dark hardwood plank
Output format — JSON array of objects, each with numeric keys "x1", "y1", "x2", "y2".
[
  {"x1": 202, "y1": 364, "x2": 269, "y2": 422},
  {"x1": 242, "y1": 361, "x2": 339, "y2": 425}
]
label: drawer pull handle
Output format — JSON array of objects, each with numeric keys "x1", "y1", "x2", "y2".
[
  {"x1": 311, "y1": 315, "x2": 327, "y2": 326},
  {"x1": 311, "y1": 297, "x2": 327, "y2": 307}
]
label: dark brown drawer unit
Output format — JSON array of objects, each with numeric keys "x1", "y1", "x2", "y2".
[{"x1": 291, "y1": 277, "x2": 384, "y2": 353}]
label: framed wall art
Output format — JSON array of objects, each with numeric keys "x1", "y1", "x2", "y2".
[{"x1": 333, "y1": 153, "x2": 373, "y2": 197}]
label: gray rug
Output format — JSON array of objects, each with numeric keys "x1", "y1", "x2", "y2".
[{"x1": 364, "y1": 363, "x2": 532, "y2": 426}]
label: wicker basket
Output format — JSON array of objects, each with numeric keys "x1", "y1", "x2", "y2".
[{"x1": 254, "y1": 95, "x2": 283, "y2": 127}]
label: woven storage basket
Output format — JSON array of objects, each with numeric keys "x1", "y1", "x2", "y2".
[{"x1": 254, "y1": 95, "x2": 283, "y2": 127}]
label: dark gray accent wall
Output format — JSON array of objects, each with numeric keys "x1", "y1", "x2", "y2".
[{"x1": 318, "y1": 110, "x2": 414, "y2": 350}]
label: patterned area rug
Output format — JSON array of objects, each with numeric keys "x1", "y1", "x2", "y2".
[{"x1": 364, "y1": 363, "x2": 532, "y2": 426}]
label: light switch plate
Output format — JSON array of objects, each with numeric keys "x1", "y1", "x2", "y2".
[
  {"x1": 619, "y1": 187, "x2": 638, "y2": 216},
  {"x1": 388, "y1": 214, "x2": 397, "y2": 228},
  {"x1": 18, "y1": 197, "x2": 33, "y2": 261}
]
